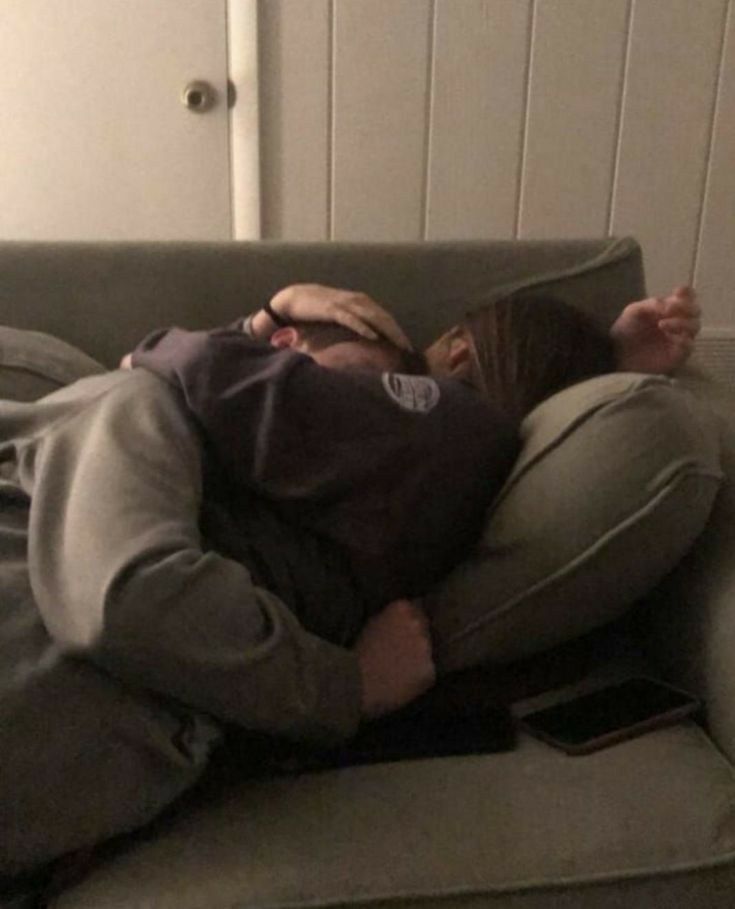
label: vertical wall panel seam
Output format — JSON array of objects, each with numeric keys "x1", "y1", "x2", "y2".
[
  {"x1": 224, "y1": 0, "x2": 235, "y2": 239},
  {"x1": 420, "y1": 0, "x2": 437, "y2": 240},
  {"x1": 606, "y1": 0, "x2": 634, "y2": 237},
  {"x1": 692, "y1": 0, "x2": 731, "y2": 288},
  {"x1": 514, "y1": 0, "x2": 536, "y2": 240},
  {"x1": 327, "y1": 0, "x2": 335, "y2": 240},
  {"x1": 227, "y1": 0, "x2": 260, "y2": 238}
]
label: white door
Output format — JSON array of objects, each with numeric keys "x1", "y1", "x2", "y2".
[{"x1": 0, "y1": 0, "x2": 252, "y2": 240}]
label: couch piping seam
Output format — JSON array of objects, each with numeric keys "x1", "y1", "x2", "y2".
[{"x1": 226, "y1": 842, "x2": 735, "y2": 909}]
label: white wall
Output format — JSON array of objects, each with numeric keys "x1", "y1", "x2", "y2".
[
  {"x1": 0, "y1": 1, "x2": 262, "y2": 241},
  {"x1": 258, "y1": 0, "x2": 735, "y2": 328},
  {"x1": 0, "y1": 0, "x2": 235, "y2": 241}
]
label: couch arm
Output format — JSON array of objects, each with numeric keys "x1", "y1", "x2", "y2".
[{"x1": 639, "y1": 366, "x2": 735, "y2": 763}]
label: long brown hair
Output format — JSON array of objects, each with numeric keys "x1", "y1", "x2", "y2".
[{"x1": 462, "y1": 293, "x2": 617, "y2": 422}]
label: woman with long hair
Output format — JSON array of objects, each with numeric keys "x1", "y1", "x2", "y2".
[{"x1": 428, "y1": 293, "x2": 617, "y2": 423}]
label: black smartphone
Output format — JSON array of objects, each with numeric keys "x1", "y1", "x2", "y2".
[{"x1": 518, "y1": 676, "x2": 701, "y2": 756}]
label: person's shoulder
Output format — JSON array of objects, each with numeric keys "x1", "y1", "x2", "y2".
[
  {"x1": 365, "y1": 372, "x2": 496, "y2": 423},
  {"x1": 432, "y1": 376, "x2": 520, "y2": 446},
  {"x1": 78, "y1": 370, "x2": 204, "y2": 461},
  {"x1": 104, "y1": 367, "x2": 187, "y2": 405},
  {"x1": 430, "y1": 376, "x2": 496, "y2": 417},
  {"x1": 0, "y1": 370, "x2": 201, "y2": 466},
  {"x1": 375, "y1": 372, "x2": 446, "y2": 415},
  {"x1": 187, "y1": 329, "x2": 306, "y2": 373},
  {"x1": 81, "y1": 369, "x2": 199, "y2": 433}
]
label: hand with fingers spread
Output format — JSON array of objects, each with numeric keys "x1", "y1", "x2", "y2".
[
  {"x1": 251, "y1": 283, "x2": 414, "y2": 352},
  {"x1": 611, "y1": 286, "x2": 701, "y2": 375},
  {"x1": 355, "y1": 598, "x2": 436, "y2": 720}
]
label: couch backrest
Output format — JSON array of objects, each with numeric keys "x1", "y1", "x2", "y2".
[{"x1": 0, "y1": 237, "x2": 644, "y2": 366}]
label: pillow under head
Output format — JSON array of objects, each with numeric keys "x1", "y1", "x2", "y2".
[{"x1": 428, "y1": 372, "x2": 723, "y2": 672}]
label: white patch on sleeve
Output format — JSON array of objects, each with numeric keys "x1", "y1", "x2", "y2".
[{"x1": 381, "y1": 373, "x2": 441, "y2": 413}]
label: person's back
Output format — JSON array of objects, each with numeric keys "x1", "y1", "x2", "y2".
[{"x1": 130, "y1": 322, "x2": 520, "y2": 638}]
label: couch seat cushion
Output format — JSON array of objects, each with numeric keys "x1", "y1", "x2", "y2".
[{"x1": 55, "y1": 724, "x2": 735, "y2": 909}]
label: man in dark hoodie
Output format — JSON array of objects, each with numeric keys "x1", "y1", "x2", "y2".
[{"x1": 128, "y1": 317, "x2": 519, "y2": 647}]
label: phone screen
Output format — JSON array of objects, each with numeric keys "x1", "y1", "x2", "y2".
[{"x1": 520, "y1": 677, "x2": 700, "y2": 748}]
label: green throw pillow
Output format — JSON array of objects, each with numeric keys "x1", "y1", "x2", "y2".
[{"x1": 428, "y1": 373, "x2": 723, "y2": 672}]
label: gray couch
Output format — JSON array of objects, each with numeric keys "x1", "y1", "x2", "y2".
[{"x1": 2, "y1": 238, "x2": 735, "y2": 908}]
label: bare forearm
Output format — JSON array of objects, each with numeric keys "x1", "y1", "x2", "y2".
[{"x1": 248, "y1": 283, "x2": 413, "y2": 349}]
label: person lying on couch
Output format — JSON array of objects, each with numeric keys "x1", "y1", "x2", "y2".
[
  {"x1": 124, "y1": 314, "x2": 523, "y2": 715},
  {"x1": 1, "y1": 303, "x2": 523, "y2": 882},
  {"x1": 0, "y1": 283, "x2": 700, "y2": 882},
  {"x1": 116, "y1": 282, "x2": 699, "y2": 720},
  {"x1": 123, "y1": 283, "x2": 699, "y2": 613}
]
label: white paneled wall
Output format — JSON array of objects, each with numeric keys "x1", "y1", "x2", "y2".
[
  {"x1": 428, "y1": 0, "x2": 530, "y2": 239},
  {"x1": 259, "y1": 0, "x2": 330, "y2": 239},
  {"x1": 696, "y1": 2, "x2": 735, "y2": 327},
  {"x1": 332, "y1": 0, "x2": 433, "y2": 240},
  {"x1": 609, "y1": 0, "x2": 727, "y2": 304},
  {"x1": 259, "y1": 0, "x2": 735, "y2": 327},
  {"x1": 519, "y1": 0, "x2": 629, "y2": 239}
]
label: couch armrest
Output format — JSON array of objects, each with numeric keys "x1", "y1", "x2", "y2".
[{"x1": 638, "y1": 366, "x2": 735, "y2": 763}]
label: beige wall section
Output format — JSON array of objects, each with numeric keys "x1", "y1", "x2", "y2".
[
  {"x1": 331, "y1": 0, "x2": 432, "y2": 240},
  {"x1": 258, "y1": 0, "x2": 734, "y2": 326},
  {"x1": 228, "y1": 0, "x2": 261, "y2": 239},
  {"x1": 259, "y1": 0, "x2": 330, "y2": 239},
  {"x1": 0, "y1": 0, "x2": 232, "y2": 240},
  {"x1": 426, "y1": 0, "x2": 530, "y2": 240},
  {"x1": 610, "y1": 0, "x2": 727, "y2": 296},
  {"x1": 519, "y1": 0, "x2": 629, "y2": 239},
  {"x1": 695, "y1": 1, "x2": 735, "y2": 328}
]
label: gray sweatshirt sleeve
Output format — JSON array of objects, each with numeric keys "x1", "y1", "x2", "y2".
[{"x1": 25, "y1": 369, "x2": 362, "y2": 745}]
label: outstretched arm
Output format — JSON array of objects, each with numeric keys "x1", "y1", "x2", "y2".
[
  {"x1": 611, "y1": 286, "x2": 701, "y2": 375},
  {"x1": 119, "y1": 284, "x2": 413, "y2": 369},
  {"x1": 249, "y1": 283, "x2": 413, "y2": 351}
]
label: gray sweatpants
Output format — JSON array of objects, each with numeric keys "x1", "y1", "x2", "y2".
[{"x1": 0, "y1": 497, "x2": 220, "y2": 876}]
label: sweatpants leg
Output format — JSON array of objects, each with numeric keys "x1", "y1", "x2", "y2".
[
  {"x1": 0, "y1": 652, "x2": 221, "y2": 876},
  {"x1": 0, "y1": 497, "x2": 220, "y2": 877}
]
